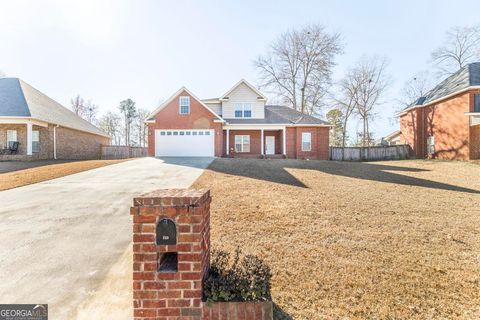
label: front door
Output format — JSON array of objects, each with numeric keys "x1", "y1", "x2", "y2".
[{"x1": 265, "y1": 136, "x2": 275, "y2": 155}]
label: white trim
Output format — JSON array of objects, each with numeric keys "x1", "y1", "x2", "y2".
[
  {"x1": 0, "y1": 117, "x2": 48, "y2": 127},
  {"x1": 26, "y1": 121, "x2": 33, "y2": 155},
  {"x1": 226, "y1": 128, "x2": 230, "y2": 155},
  {"x1": 53, "y1": 125, "x2": 58, "y2": 159},
  {"x1": 397, "y1": 86, "x2": 480, "y2": 116},
  {"x1": 219, "y1": 79, "x2": 267, "y2": 101},
  {"x1": 224, "y1": 124, "x2": 288, "y2": 130},
  {"x1": 260, "y1": 129, "x2": 264, "y2": 155},
  {"x1": 282, "y1": 128, "x2": 287, "y2": 155},
  {"x1": 145, "y1": 87, "x2": 225, "y2": 122},
  {"x1": 223, "y1": 123, "x2": 331, "y2": 129},
  {"x1": 301, "y1": 132, "x2": 312, "y2": 152},
  {"x1": 234, "y1": 134, "x2": 250, "y2": 153},
  {"x1": 465, "y1": 112, "x2": 480, "y2": 116}
]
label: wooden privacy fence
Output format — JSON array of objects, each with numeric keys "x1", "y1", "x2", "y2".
[
  {"x1": 101, "y1": 145, "x2": 147, "y2": 159},
  {"x1": 330, "y1": 145, "x2": 410, "y2": 161}
]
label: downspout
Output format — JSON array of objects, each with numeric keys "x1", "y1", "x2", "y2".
[{"x1": 53, "y1": 125, "x2": 59, "y2": 159}]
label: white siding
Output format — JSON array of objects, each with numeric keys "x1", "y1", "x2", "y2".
[
  {"x1": 221, "y1": 83, "x2": 265, "y2": 119},
  {"x1": 205, "y1": 103, "x2": 222, "y2": 116}
]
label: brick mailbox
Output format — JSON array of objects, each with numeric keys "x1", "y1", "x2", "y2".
[
  {"x1": 131, "y1": 188, "x2": 272, "y2": 320},
  {"x1": 131, "y1": 189, "x2": 211, "y2": 319}
]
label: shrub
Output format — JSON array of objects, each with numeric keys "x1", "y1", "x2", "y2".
[{"x1": 203, "y1": 248, "x2": 272, "y2": 302}]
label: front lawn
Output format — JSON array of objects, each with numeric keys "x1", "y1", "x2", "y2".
[
  {"x1": 0, "y1": 159, "x2": 126, "y2": 191},
  {"x1": 193, "y1": 159, "x2": 480, "y2": 319}
]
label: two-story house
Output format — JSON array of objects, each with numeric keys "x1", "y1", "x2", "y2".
[
  {"x1": 145, "y1": 79, "x2": 331, "y2": 159},
  {"x1": 398, "y1": 62, "x2": 480, "y2": 160}
]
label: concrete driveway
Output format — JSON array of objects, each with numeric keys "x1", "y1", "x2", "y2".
[{"x1": 0, "y1": 157, "x2": 212, "y2": 319}]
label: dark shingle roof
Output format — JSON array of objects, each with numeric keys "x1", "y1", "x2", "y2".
[
  {"x1": 405, "y1": 62, "x2": 480, "y2": 110},
  {"x1": 0, "y1": 78, "x2": 109, "y2": 137},
  {"x1": 225, "y1": 105, "x2": 331, "y2": 125}
]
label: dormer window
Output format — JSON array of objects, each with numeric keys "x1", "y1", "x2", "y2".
[
  {"x1": 234, "y1": 103, "x2": 252, "y2": 118},
  {"x1": 179, "y1": 96, "x2": 190, "y2": 114}
]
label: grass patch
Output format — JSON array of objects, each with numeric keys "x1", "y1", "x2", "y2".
[
  {"x1": 0, "y1": 159, "x2": 126, "y2": 191},
  {"x1": 193, "y1": 159, "x2": 480, "y2": 319}
]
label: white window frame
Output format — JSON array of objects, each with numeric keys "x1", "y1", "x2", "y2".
[
  {"x1": 32, "y1": 130, "x2": 40, "y2": 153},
  {"x1": 301, "y1": 132, "x2": 312, "y2": 151},
  {"x1": 7, "y1": 130, "x2": 17, "y2": 148},
  {"x1": 427, "y1": 135, "x2": 435, "y2": 155},
  {"x1": 234, "y1": 103, "x2": 252, "y2": 118},
  {"x1": 179, "y1": 96, "x2": 190, "y2": 114},
  {"x1": 234, "y1": 135, "x2": 250, "y2": 152}
]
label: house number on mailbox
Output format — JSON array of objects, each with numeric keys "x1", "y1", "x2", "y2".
[{"x1": 156, "y1": 218, "x2": 176, "y2": 245}]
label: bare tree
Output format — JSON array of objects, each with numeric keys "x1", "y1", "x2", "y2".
[
  {"x1": 397, "y1": 70, "x2": 433, "y2": 110},
  {"x1": 132, "y1": 108, "x2": 149, "y2": 147},
  {"x1": 333, "y1": 74, "x2": 360, "y2": 150},
  {"x1": 350, "y1": 56, "x2": 390, "y2": 147},
  {"x1": 254, "y1": 24, "x2": 343, "y2": 115},
  {"x1": 431, "y1": 25, "x2": 480, "y2": 75},
  {"x1": 84, "y1": 100, "x2": 99, "y2": 124},
  {"x1": 70, "y1": 95, "x2": 85, "y2": 117},
  {"x1": 119, "y1": 98, "x2": 137, "y2": 146},
  {"x1": 98, "y1": 112, "x2": 122, "y2": 145}
]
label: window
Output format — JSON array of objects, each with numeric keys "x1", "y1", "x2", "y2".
[
  {"x1": 427, "y1": 135, "x2": 435, "y2": 155},
  {"x1": 301, "y1": 132, "x2": 311, "y2": 151},
  {"x1": 7, "y1": 130, "x2": 17, "y2": 148},
  {"x1": 234, "y1": 103, "x2": 252, "y2": 118},
  {"x1": 179, "y1": 96, "x2": 190, "y2": 114},
  {"x1": 234, "y1": 135, "x2": 250, "y2": 152},
  {"x1": 474, "y1": 94, "x2": 480, "y2": 113},
  {"x1": 32, "y1": 130, "x2": 40, "y2": 153},
  {"x1": 160, "y1": 131, "x2": 166, "y2": 135}
]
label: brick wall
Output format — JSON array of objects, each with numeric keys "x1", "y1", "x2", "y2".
[
  {"x1": 147, "y1": 90, "x2": 223, "y2": 157},
  {"x1": 131, "y1": 189, "x2": 211, "y2": 320},
  {"x1": 55, "y1": 126, "x2": 109, "y2": 160},
  {"x1": 203, "y1": 301, "x2": 273, "y2": 320},
  {"x1": 286, "y1": 127, "x2": 329, "y2": 160},
  {"x1": 471, "y1": 125, "x2": 480, "y2": 159},
  {"x1": 400, "y1": 91, "x2": 472, "y2": 160}
]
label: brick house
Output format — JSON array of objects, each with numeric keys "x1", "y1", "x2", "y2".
[
  {"x1": 399, "y1": 62, "x2": 480, "y2": 160},
  {"x1": 146, "y1": 79, "x2": 331, "y2": 159},
  {"x1": 0, "y1": 78, "x2": 110, "y2": 160}
]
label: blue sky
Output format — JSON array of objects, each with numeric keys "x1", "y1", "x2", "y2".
[{"x1": 1, "y1": 0, "x2": 479, "y2": 138}]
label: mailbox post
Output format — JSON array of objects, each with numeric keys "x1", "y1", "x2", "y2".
[{"x1": 131, "y1": 189, "x2": 211, "y2": 319}]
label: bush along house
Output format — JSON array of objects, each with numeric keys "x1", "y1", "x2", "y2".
[
  {"x1": 398, "y1": 62, "x2": 480, "y2": 160},
  {"x1": 131, "y1": 188, "x2": 273, "y2": 319},
  {"x1": 145, "y1": 79, "x2": 332, "y2": 159},
  {"x1": 0, "y1": 78, "x2": 110, "y2": 160}
]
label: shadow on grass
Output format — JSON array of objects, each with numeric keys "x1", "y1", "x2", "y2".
[
  {"x1": 171, "y1": 157, "x2": 480, "y2": 195},
  {"x1": 273, "y1": 303, "x2": 293, "y2": 320},
  {"x1": 0, "y1": 160, "x2": 74, "y2": 174}
]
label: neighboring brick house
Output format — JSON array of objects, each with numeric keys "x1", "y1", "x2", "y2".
[
  {"x1": 399, "y1": 63, "x2": 480, "y2": 160},
  {"x1": 146, "y1": 79, "x2": 331, "y2": 159},
  {"x1": 0, "y1": 78, "x2": 110, "y2": 160}
]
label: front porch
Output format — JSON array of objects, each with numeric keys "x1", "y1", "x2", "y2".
[
  {"x1": 223, "y1": 126, "x2": 287, "y2": 158},
  {"x1": 0, "y1": 119, "x2": 52, "y2": 161}
]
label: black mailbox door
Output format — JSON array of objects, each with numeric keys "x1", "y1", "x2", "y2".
[{"x1": 156, "y1": 219, "x2": 176, "y2": 245}]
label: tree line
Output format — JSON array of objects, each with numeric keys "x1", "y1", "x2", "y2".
[
  {"x1": 69, "y1": 95, "x2": 149, "y2": 147},
  {"x1": 255, "y1": 23, "x2": 480, "y2": 147}
]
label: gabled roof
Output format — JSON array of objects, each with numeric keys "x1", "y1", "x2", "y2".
[
  {"x1": 145, "y1": 87, "x2": 224, "y2": 122},
  {"x1": 0, "y1": 78, "x2": 109, "y2": 137},
  {"x1": 219, "y1": 79, "x2": 267, "y2": 101},
  {"x1": 225, "y1": 105, "x2": 331, "y2": 126},
  {"x1": 399, "y1": 62, "x2": 480, "y2": 115}
]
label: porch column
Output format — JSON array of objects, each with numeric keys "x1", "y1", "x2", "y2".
[
  {"x1": 283, "y1": 127, "x2": 287, "y2": 156},
  {"x1": 260, "y1": 129, "x2": 264, "y2": 155},
  {"x1": 26, "y1": 121, "x2": 33, "y2": 155},
  {"x1": 226, "y1": 129, "x2": 230, "y2": 155}
]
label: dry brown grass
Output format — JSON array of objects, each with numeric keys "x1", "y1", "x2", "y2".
[
  {"x1": 193, "y1": 159, "x2": 480, "y2": 320},
  {"x1": 0, "y1": 159, "x2": 126, "y2": 191}
]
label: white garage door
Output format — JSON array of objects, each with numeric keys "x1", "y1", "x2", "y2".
[{"x1": 155, "y1": 129, "x2": 215, "y2": 157}]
